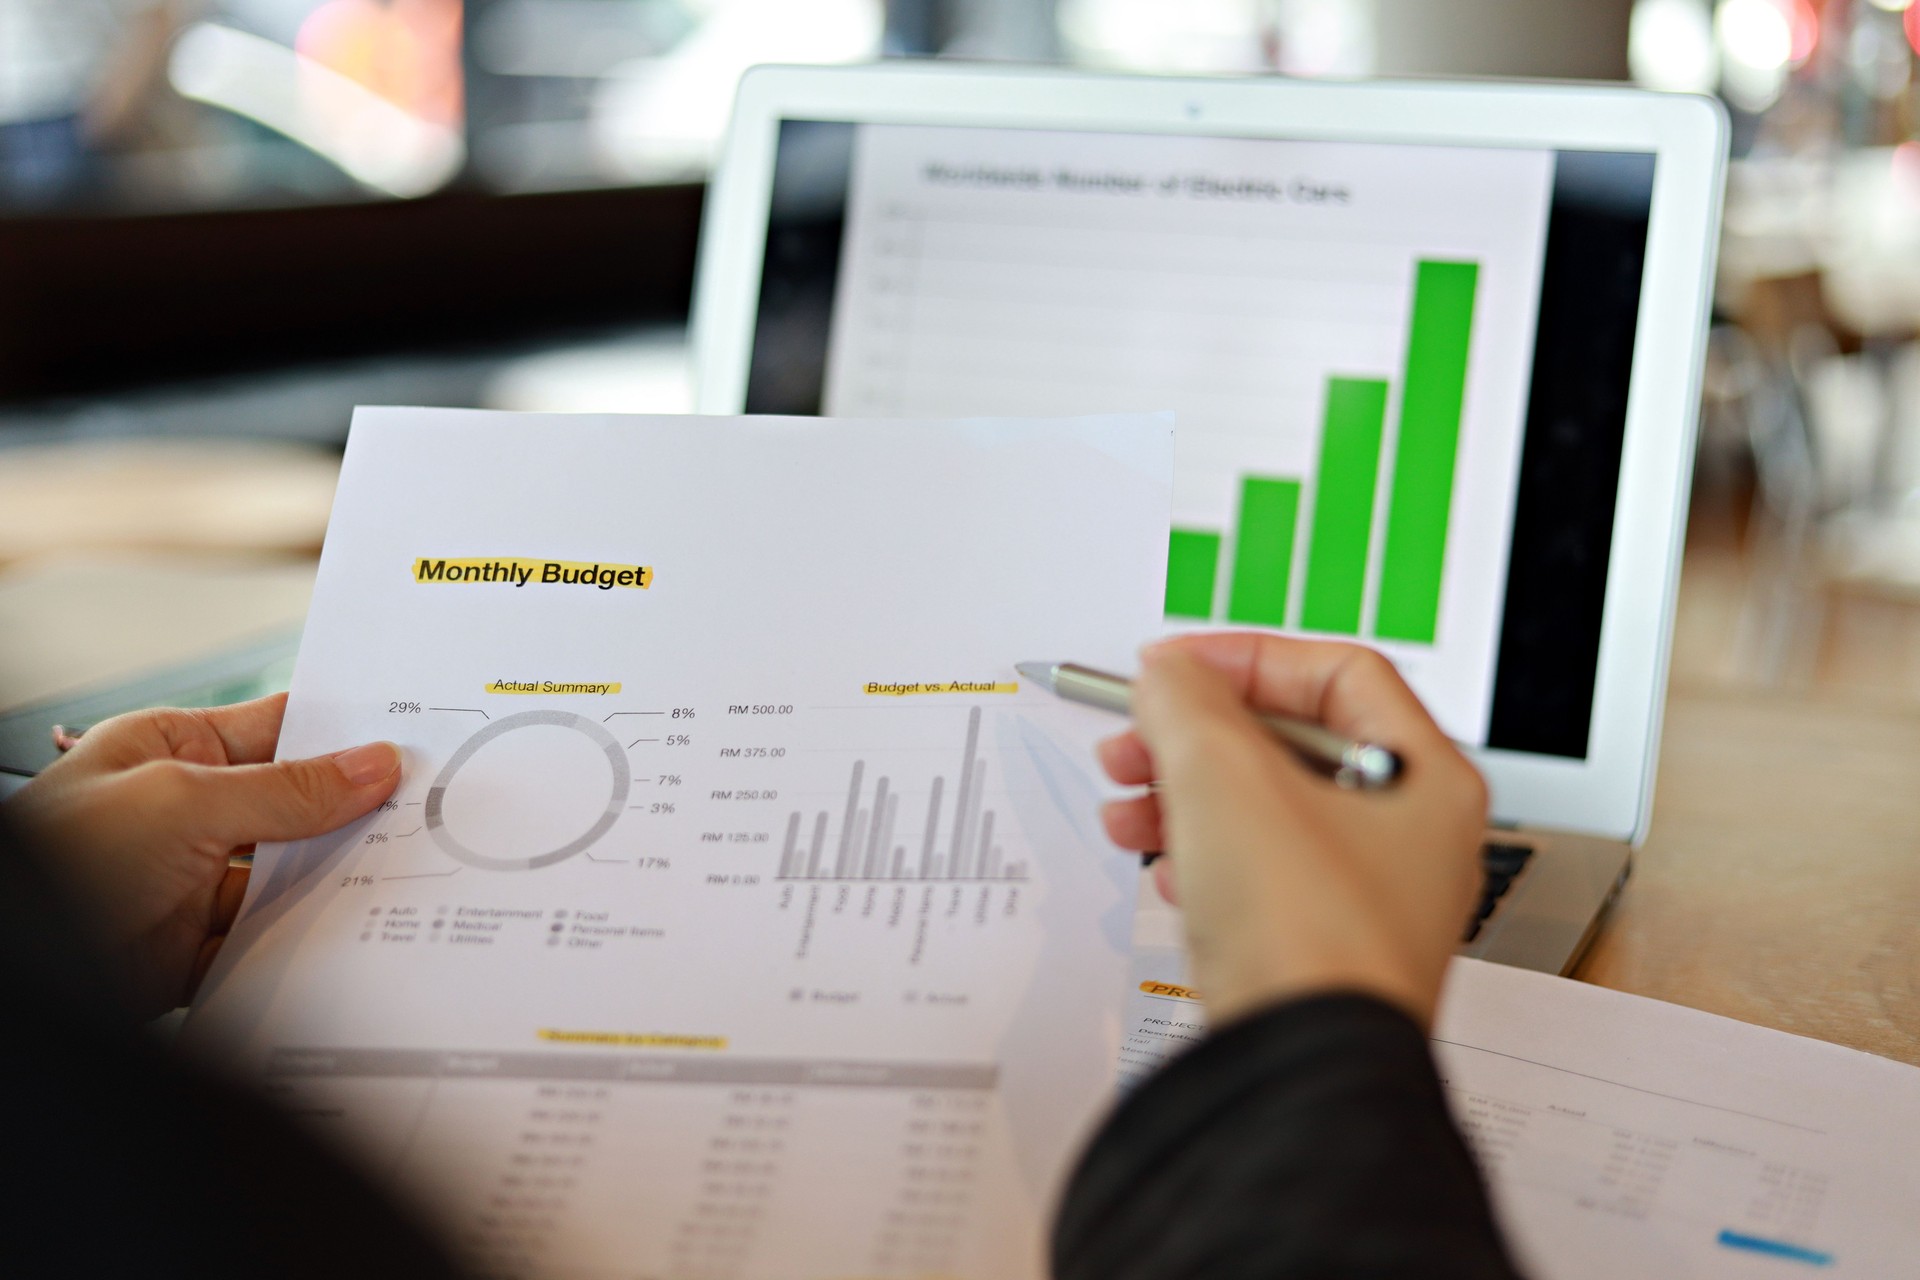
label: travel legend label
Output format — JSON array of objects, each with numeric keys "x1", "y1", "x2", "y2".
[{"x1": 413, "y1": 557, "x2": 652, "y2": 589}]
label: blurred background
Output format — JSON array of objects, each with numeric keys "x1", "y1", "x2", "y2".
[{"x1": 4, "y1": 0, "x2": 1920, "y2": 717}]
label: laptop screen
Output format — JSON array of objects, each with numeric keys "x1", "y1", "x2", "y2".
[{"x1": 742, "y1": 120, "x2": 1656, "y2": 760}]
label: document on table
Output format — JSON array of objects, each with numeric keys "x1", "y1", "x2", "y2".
[
  {"x1": 1123, "y1": 911, "x2": 1920, "y2": 1278},
  {"x1": 1438, "y1": 958, "x2": 1920, "y2": 1279},
  {"x1": 185, "y1": 407, "x2": 1174, "y2": 1280}
]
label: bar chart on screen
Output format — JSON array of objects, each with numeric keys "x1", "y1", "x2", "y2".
[
  {"x1": 821, "y1": 123, "x2": 1555, "y2": 741},
  {"x1": 1168, "y1": 258, "x2": 1479, "y2": 646}
]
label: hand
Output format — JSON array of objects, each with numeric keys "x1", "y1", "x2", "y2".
[
  {"x1": 1099, "y1": 634, "x2": 1488, "y2": 1029},
  {"x1": 7, "y1": 695, "x2": 400, "y2": 1016}
]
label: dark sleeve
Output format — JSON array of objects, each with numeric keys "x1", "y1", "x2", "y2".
[
  {"x1": 1053, "y1": 993, "x2": 1525, "y2": 1280},
  {"x1": 0, "y1": 817, "x2": 466, "y2": 1280}
]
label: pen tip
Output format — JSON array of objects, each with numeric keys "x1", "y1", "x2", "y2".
[{"x1": 1014, "y1": 662, "x2": 1055, "y2": 689}]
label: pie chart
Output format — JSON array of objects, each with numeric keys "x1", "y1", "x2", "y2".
[{"x1": 424, "y1": 709, "x2": 630, "y2": 871}]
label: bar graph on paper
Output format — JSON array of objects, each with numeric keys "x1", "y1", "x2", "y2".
[{"x1": 776, "y1": 707, "x2": 1029, "y2": 884}]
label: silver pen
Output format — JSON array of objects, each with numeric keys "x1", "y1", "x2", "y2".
[{"x1": 1016, "y1": 661, "x2": 1403, "y2": 790}]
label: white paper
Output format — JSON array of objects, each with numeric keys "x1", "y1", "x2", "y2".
[
  {"x1": 1438, "y1": 958, "x2": 1920, "y2": 1279},
  {"x1": 1120, "y1": 939, "x2": 1920, "y2": 1277},
  {"x1": 186, "y1": 408, "x2": 1174, "y2": 1280}
]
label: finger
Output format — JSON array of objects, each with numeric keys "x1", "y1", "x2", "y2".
[
  {"x1": 1141, "y1": 633, "x2": 1449, "y2": 751},
  {"x1": 1096, "y1": 731, "x2": 1154, "y2": 786},
  {"x1": 186, "y1": 693, "x2": 291, "y2": 766},
  {"x1": 81, "y1": 695, "x2": 292, "y2": 773},
  {"x1": 1100, "y1": 793, "x2": 1162, "y2": 851},
  {"x1": 1132, "y1": 650, "x2": 1305, "y2": 791},
  {"x1": 53, "y1": 706, "x2": 217, "y2": 774},
  {"x1": 1150, "y1": 856, "x2": 1179, "y2": 907},
  {"x1": 189, "y1": 934, "x2": 225, "y2": 1003},
  {"x1": 188, "y1": 742, "x2": 402, "y2": 849},
  {"x1": 1130, "y1": 652, "x2": 1321, "y2": 913},
  {"x1": 56, "y1": 698, "x2": 287, "y2": 774},
  {"x1": 213, "y1": 863, "x2": 251, "y2": 933}
]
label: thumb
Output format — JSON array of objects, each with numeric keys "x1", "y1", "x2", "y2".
[{"x1": 194, "y1": 742, "x2": 402, "y2": 849}]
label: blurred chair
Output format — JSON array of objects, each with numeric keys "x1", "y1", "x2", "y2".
[{"x1": 1701, "y1": 320, "x2": 1827, "y2": 685}]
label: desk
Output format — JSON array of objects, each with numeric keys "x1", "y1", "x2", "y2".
[
  {"x1": 1579, "y1": 688, "x2": 1920, "y2": 1066},
  {"x1": 4, "y1": 560, "x2": 1918, "y2": 1065}
]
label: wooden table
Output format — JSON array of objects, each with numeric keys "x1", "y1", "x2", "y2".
[
  {"x1": 1579, "y1": 686, "x2": 1920, "y2": 1066},
  {"x1": 0, "y1": 553, "x2": 315, "y2": 712},
  {"x1": 5, "y1": 556, "x2": 1918, "y2": 1066}
]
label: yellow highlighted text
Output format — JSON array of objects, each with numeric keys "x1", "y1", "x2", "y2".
[
  {"x1": 413, "y1": 557, "x2": 652, "y2": 589},
  {"x1": 536, "y1": 1029, "x2": 727, "y2": 1050},
  {"x1": 864, "y1": 680, "x2": 1019, "y2": 697}
]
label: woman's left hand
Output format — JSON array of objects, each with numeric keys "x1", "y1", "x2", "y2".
[{"x1": 8, "y1": 694, "x2": 400, "y2": 1016}]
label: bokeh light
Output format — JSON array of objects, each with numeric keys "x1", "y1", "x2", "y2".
[
  {"x1": 1716, "y1": 0, "x2": 1796, "y2": 110},
  {"x1": 1631, "y1": 0, "x2": 1718, "y2": 93}
]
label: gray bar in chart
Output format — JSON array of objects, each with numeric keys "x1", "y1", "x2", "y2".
[
  {"x1": 946, "y1": 708, "x2": 981, "y2": 878},
  {"x1": 863, "y1": 777, "x2": 890, "y2": 878},
  {"x1": 953, "y1": 759, "x2": 987, "y2": 880},
  {"x1": 835, "y1": 760, "x2": 865, "y2": 878},
  {"x1": 806, "y1": 810, "x2": 828, "y2": 877},
  {"x1": 878, "y1": 794, "x2": 898, "y2": 878},
  {"x1": 779, "y1": 811, "x2": 801, "y2": 878},
  {"x1": 975, "y1": 811, "x2": 995, "y2": 880},
  {"x1": 919, "y1": 775, "x2": 945, "y2": 879}
]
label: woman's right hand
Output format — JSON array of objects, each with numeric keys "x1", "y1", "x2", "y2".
[{"x1": 1098, "y1": 633, "x2": 1489, "y2": 1030}]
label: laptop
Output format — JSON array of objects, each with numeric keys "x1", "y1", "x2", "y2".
[{"x1": 690, "y1": 64, "x2": 1728, "y2": 975}]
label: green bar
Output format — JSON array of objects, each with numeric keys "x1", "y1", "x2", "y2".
[
  {"x1": 1164, "y1": 529, "x2": 1222, "y2": 619},
  {"x1": 1376, "y1": 260, "x2": 1479, "y2": 643},
  {"x1": 1300, "y1": 378, "x2": 1388, "y2": 635},
  {"x1": 1225, "y1": 477, "x2": 1302, "y2": 627}
]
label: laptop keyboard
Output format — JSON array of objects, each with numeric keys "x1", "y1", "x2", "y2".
[{"x1": 1463, "y1": 841, "x2": 1535, "y2": 943}]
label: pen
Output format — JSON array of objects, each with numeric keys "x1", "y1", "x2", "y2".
[{"x1": 1016, "y1": 661, "x2": 1403, "y2": 790}]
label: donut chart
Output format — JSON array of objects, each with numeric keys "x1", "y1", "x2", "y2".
[{"x1": 424, "y1": 710, "x2": 630, "y2": 871}]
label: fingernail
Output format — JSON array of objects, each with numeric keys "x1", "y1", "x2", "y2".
[{"x1": 331, "y1": 742, "x2": 400, "y2": 785}]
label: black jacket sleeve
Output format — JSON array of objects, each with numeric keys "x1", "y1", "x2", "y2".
[
  {"x1": 1054, "y1": 993, "x2": 1526, "y2": 1280},
  {"x1": 0, "y1": 818, "x2": 466, "y2": 1280}
]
